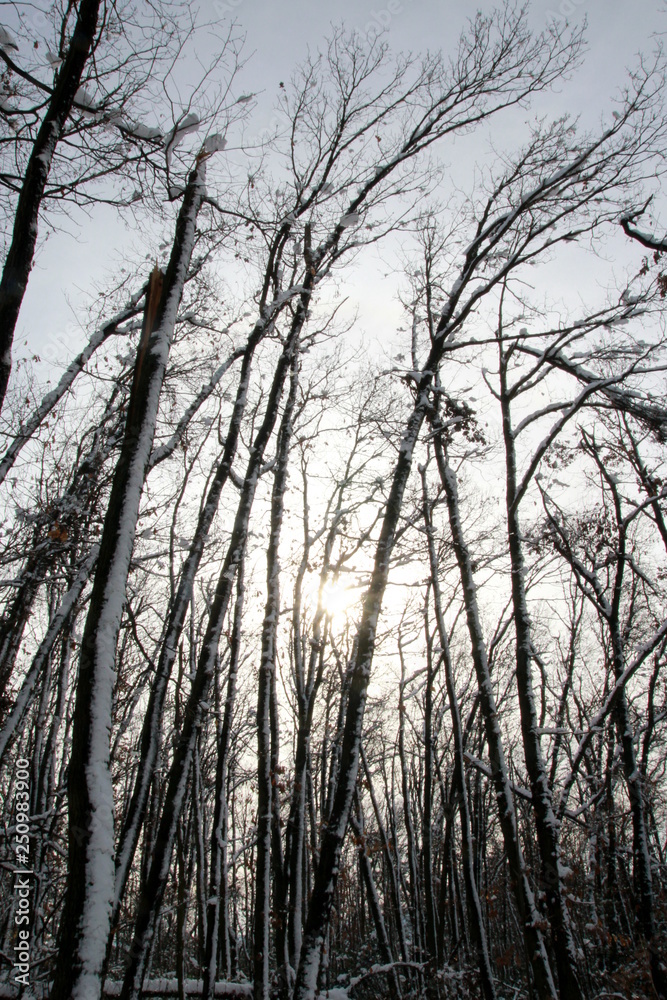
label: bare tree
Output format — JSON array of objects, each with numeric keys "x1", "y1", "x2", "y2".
[{"x1": 2, "y1": 10, "x2": 667, "y2": 1000}]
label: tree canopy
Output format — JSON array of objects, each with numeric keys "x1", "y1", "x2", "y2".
[{"x1": 1, "y1": 5, "x2": 667, "y2": 1000}]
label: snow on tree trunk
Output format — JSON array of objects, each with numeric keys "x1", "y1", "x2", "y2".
[
  {"x1": 435, "y1": 442, "x2": 558, "y2": 1000},
  {"x1": 0, "y1": 544, "x2": 98, "y2": 766},
  {"x1": 547, "y1": 435, "x2": 667, "y2": 999},
  {"x1": 606, "y1": 520, "x2": 664, "y2": 998},
  {"x1": 0, "y1": 0, "x2": 102, "y2": 415},
  {"x1": 498, "y1": 348, "x2": 585, "y2": 1000},
  {"x1": 421, "y1": 466, "x2": 497, "y2": 1000},
  {"x1": 118, "y1": 287, "x2": 313, "y2": 1000},
  {"x1": 421, "y1": 605, "x2": 439, "y2": 969},
  {"x1": 0, "y1": 293, "x2": 142, "y2": 486},
  {"x1": 0, "y1": 551, "x2": 46, "y2": 709},
  {"x1": 202, "y1": 564, "x2": 245, "y2": 999},
  {"x1": 349, "y1": 800, "x2": 395, "y2": 971},
  {"x1": 398, "y1": 637, "x2": 424, "y2": 961},
  {"x1": 109, "y1": 322, "x2": 266, "y2": 952},
  {"x1": 50, "y1": 158, "x2": 207, "y2": 1000},
  {"x1": 361, "y1": 748, "x2": 409, "y2": 964},
  {"x1": 292, "y1": 383, "x2": 433, "y2": 1000},
  {"x1": 254, "y1": 351, "x2": 299, "y2": 1000}
]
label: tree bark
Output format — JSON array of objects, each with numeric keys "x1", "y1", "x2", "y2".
[
  {"x1": 421, "y1": 465, "x2": 497, "y2": 1000},
  {"x1": 498, "y1": 346, "x2": 585, "y2": 1000},
  {"x1": 293, "y1": 380, "x2": 433, "y2": 1000},
  {"x1": 0, "y1": 0, "x2": 102, "y2": 413},
  {"x1": 118, "y1": 283, "x2": 311, "y2": 1000},
  {"x1": 108, "y1": 320, "x2": 266, "y2": 957},
  {"x1": 51, "y1": 159, "x2": 206, "y2": 1000},
  {"x1": 434, "y1": 436, "x2": 558, "y2": 1000},
  {"x1": 254, "y1": 352, "x2": 299, "y2": 1000},
  {"x1": 202, "y1": 564, "x2": 245, "y2": 999}
]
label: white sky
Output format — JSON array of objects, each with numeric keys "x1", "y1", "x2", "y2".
[{"x1": 15, "y1": 0, "x2": 667, "y2": 372}]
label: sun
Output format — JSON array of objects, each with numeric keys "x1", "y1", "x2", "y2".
[{"x1": 320, "y1": 577, "x2": 356, "y2": 618}]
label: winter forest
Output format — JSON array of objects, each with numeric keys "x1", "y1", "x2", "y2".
[{"x1": 2, "y1": 2, "x2": 667, "y2": 999}]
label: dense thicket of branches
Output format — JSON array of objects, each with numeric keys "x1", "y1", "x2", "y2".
[{"x1": 1, "y1": 4, "x2": 667, "y2": 1000}]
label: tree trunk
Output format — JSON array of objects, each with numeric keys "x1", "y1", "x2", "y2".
[
  {"x1": 109, "y1": 322, "x2": 266, "y2": 948},
  {"x1": 434, "y1": 437, "x2": 557, "y2": 1000},
  {"x1": 0, "y1": 545, "x2": 98, "y2": 766},
  {"x1": 498, "y1": 349, "x2": 585, "y2": 1000},
  {"x1": 421, "y1": 465, "x2": 497, "y2": 1000},
  {"x1": 349, "y1": 797, "x2": 396, "y2": 971},
  {"x1": 51, "y1": 159, "x2": 206, "y2": 1000},
  {"x1": 118, "y1": 286, "x2": 311, "y2": 1000},
  {"x1": 202, "y1": 564, "x2": 245, "y2": 998},
  {"x1": 0, "y1": 0, "x2": 102, "y2": 413},
  {"x1": 422, "y1": 598, "x2": 439, "y2": 967},
  {"x1": 254, "y1": 351, "x2": 299, "y2": 1000},
  {"x1": 293, "y1": 386, "x2": 431, "y2": 1000},
  {"x1": 398, "y1": 636, "x2": 423, "y2": 961}
]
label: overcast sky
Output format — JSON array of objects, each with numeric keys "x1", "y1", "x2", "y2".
[
  {"x1": 234, "y1": 0, "x2": 662, "y2": 103},
  {"x1": 18, "y1": 0, "x2": 667, "y2": 370}
]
